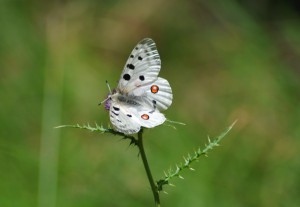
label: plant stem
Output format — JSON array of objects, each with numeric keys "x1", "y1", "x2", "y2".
[{"x1": 137, "y1": 129, "x2": 161, "y2": 207}]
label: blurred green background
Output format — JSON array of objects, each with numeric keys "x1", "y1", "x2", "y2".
[{"x1": 1, "y1": 0, "x2": 300, "y2": 206}]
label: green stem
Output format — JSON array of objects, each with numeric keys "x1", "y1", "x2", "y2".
[{"x1": 137, "y1": 129, "x2": 160, "y2": 207}]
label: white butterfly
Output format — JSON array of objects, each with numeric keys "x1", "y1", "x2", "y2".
[{"x1": 102, "y1": 38, "x2": 173, "y2": 134}]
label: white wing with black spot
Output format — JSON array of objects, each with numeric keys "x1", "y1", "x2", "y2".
[
  {"x1": 109, "y1": 95, "x2": 166, "y2": 134},
  {"x1": 117, "y1": 38, "x2": 161, "y2": 93},
  {"x1": 109, "y1": 102, "x2": 141, "y2": 134},
  {"x1": 129, "y1": 77, "x2": 173, "y2": 111}
]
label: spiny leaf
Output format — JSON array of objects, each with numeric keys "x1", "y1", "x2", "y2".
[
  {"x1": 55, "y1": 123, "x2": 138, "y2": 145},
  {"x1": 156, "y1": 121, "x2": 237, "y2": 193}
]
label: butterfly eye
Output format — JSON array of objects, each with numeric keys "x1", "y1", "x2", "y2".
[
  {"x1": 150, "y1": 85, "x2": 159, "y2": 94},
  {"x1": 141, "y1": 114, "x2": 149, "y2": 120}
]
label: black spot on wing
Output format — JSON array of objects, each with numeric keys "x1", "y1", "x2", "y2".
[
  {"x1": 113, "y1": 106, "x2": 120, "y2": 111},
  {"x1": 139, "y1": 75, "x2": 145, "y2": 81},
  {"x1": 127, "y1": 64, "x2": 135, "y2": 70},
  {"x1": 112, "y1": 111, "x2": 119, "y2": 116},
  {"x1": 123, "y1": 74, "x2": 131, "y2": 81},
  {"x1": 138, "y1": 56, "x2": 143, "y2": 60},
  {"x1": 130, "y1": 54, "x2": 134, "y2": 58},
  {"x1": 127, "y1": 114, "x2": 132, "y2": 117}
]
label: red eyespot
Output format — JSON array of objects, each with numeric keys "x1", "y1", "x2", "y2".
[
  {"x1": 151, "y1": 85, "x2": 159, "y2": 94},
  {"x1": 141, "y1": 114, "x2": 149, "y2": 120}
]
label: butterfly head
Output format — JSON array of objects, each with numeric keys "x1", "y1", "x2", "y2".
[
  {"x1": 99, "y1": 80, "x2": 116, "y2": 110},
  {"x1": 104, "y1": 97, "x2": 111, "y2": 110},
  {"x1": 104, "y1": 89, "x2": 116, "y2": 110}
]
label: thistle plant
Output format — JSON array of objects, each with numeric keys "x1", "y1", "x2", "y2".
[{"x1": 56, "y1": 121, "x2": 236, "y2": 206}]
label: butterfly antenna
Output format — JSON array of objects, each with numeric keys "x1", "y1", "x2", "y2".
[
  {"x1": 106, "y1": 80, "x2": 112, "y2": 94},
  {"x1": 98, "y1": 80, "x2": 113, "y2": 106},
  {"x1": 98, "y1": 96, "x2": 110, "y2": 106}
]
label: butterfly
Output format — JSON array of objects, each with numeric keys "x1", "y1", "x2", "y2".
[{"x1": 101, "y1": 38, "x2": 173, "y2": 134}]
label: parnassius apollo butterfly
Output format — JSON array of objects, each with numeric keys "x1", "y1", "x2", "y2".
[{"x1": 102, "y1": 38, "x2": 173, "y2": 134}]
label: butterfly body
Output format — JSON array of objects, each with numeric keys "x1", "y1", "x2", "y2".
[{"x1": 105, "y1": 38, "x2": 173, "y2": 134}]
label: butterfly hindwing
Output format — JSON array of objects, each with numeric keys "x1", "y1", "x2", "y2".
[
  {"x1": 117, "y1": 38, "x2": 161, "y2": 93},
  {"x1": 109, "y1": 96, "x2": 166, "y2": 134},
  {"x1": 109, "y1": 102, "x2": 141, "y2": 134},
  {"x1": 129, "y1": 77, "x2": 173, "y2": 111},
  {"x1": 137, "y1": 109, "x2": 166, "y2": 128}
]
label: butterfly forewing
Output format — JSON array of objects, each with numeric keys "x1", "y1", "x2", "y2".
[{"x1": 117, "y1": 38, "x2": 161, "y2": 93}]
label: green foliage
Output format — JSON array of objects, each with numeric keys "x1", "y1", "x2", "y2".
[
  {"x1": 56, "y1": 122, "x2": 235, "y2": 206},
  {"x1": 55, "y1": 123, "x2": 138, "y2": 146}
]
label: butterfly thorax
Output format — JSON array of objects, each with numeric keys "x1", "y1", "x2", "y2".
[{"x1": 112, "y1": 93, "x2": 141, "y2": 106}]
